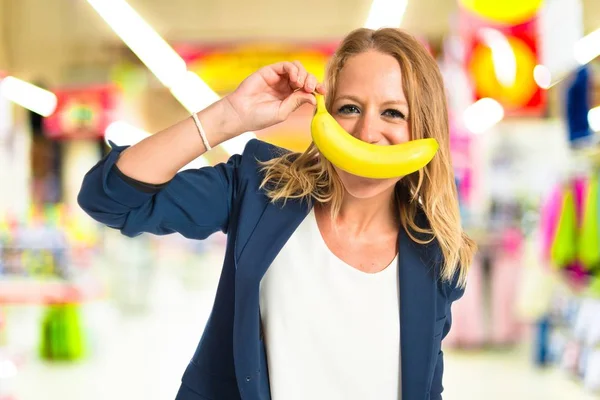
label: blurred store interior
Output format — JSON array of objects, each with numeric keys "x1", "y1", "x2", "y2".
[{"x1": 1, "y1": 0, "x2": 600, "y2": 399}]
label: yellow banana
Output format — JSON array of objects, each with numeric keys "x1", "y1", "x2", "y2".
[{"x1": 310, "y1": 94, "x2": 439, "y2": 179}]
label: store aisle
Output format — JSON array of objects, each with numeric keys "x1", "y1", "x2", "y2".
[
  {"x1": 7, "y1": 254, "x2": 599, "y2": 400},
  {"x1": 444, "y1": 348, "x2": 598, "y2": 400}
]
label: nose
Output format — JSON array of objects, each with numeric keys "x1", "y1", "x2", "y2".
[{"x1": 354, "y1": 113, "x2": 380, "y2": 144}]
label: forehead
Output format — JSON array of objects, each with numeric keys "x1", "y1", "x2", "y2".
[{"x1": 336, "y1": 50, "x2": 406, "y2": 100}]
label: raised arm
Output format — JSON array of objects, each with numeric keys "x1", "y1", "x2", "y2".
[{"x1": 77, "y1": 61, "x2": 324, "y2": 238}]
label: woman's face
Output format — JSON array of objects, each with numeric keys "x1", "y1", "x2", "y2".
[{"x1": 330, "y1": 50, "x2": 411, "y2": 200}]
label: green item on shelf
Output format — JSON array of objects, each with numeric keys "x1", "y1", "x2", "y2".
[
  {"x1": 551, "y1": 187, "x2": 578, "y2": 268},
  {"x1": 39, "y1": 303, "x2": 85, "y2": 361},
  {"x1": 579, "y1": 175, "x2": 600, "y2": 270},
  {"x1": 64, "y1": 304, "x2": 84, "y2": 359},
  {"x1": 587, "y1": 276, "x2": 600, "y2": 297}
]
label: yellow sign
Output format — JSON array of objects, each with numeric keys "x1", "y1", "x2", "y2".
[
  {"x1": 184, "y1": 43, "x2": 337, "y2": 95},
  {"x1": 459, "y1": 0, "x2": 543, "y2": 25}
]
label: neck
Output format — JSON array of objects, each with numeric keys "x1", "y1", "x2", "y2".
[{"x1": 331, "y1": 186, "x2": 399, "y2": 236}]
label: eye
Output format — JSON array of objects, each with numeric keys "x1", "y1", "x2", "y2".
[
  {"x1": 338, "y1": 104, "x2": 360, "y2": 115},
  {"x1": 383, "y1": 109, "x2": 406, "y2": 119}
]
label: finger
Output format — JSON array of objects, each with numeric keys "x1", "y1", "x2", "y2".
[
  {"x1": 282, "y1": 62, "x2": 300, "y2": 87},
  {"x1": 279, "y1": 91, "x2": 317, "y2": 119},
  {"x1": 293, "y1": 61, "x2": 308, "y2": 89},
  {"x1": 304, "y1": 74, "x2": 317, "y2": 93},
  {"x1": 315, "y1": 83, "x2": 327, "y2": 95},
  {"x1": 270, "y1": 61, "x2": 299, "y2": 83},
  {"x1": 293, "y1": 64, "x2": 306, "y2": 89}
]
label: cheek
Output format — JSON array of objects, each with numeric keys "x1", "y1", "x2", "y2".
[
  {"x1": 387, "y1": 126, "x2": 411, "y2": 145},
  {"x1": 335, "y1": 117, "x2": 357, "y2": 136}
]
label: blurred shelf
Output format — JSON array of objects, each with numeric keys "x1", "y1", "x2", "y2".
[{"x1": 0, "y1": 278, "x2": 105, "y2": 305}]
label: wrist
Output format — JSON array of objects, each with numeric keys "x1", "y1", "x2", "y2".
[{"x1": 196, "y1": 98, "x2": 245, "y2": 147}]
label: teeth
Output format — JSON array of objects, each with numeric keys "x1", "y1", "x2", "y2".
[{"x1": 310, "y1": 94, "x2": 439, "y2": 179}]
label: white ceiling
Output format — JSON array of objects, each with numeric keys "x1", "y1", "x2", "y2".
[
  {"x1": 1, "y1": 0, "x2": 598, "y2": 90},
  {"x1": 3, "y1": 0, "x2": 599, "y2": 47}
]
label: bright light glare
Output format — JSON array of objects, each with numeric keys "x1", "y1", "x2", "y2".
[
  {"x1": 464, "y1": 98, "x2": 505, "y2": 134},
  {"x1": 0, "y1": 359, "x2": 17, "y2": 380},
  {"x1": 533, "y1": 64, "x2": 552, "y2": 89},
  {"x1": 105, "y1": 121, "x2": 152, "y2": 147},
  {"x1": 0, "y1": 77, "x2": 57, "y2": 117},
  {"x1": 574, "y1": 28, "x2": 600, "y2": 65},
  {"x1": 479, "y1": 28, "x2": 517, "y2": 88},
  {"x1": 87, "y1": 0, "x2": 256, "y2": 156},
  {"x1": 170, "y1": 71, "x2": 220, "y2": 113},
  {"x1": 86, "y1": 0, "x2": 187, "y2": 89},
  {"x1": 589, "y1": 106, "x2": 600, "y2": 132},
  {"x1": 364, "y1": 0, "x2": 408, "y2": 29}
]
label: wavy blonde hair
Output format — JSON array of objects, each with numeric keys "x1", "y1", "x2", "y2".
[{"x1": 259, "y1": 28, "x2": 476, "y2": 287}]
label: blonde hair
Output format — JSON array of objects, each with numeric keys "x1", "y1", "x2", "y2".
[{"x1": 259, "y1": 28, "x2": 476, "y2": 287}]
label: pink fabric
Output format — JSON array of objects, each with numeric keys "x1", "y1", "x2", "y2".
[
  {"x1": 565, "y1": 262, "x2": 591, "y2": 290},
  {"x1": 489, "y1": 253, "x2": 525, "y2": 345},
  {"x1": 539, "y1": 186, "x2": 562, "y2": 262},
  {"x1": 444, "y1": 256, "x2": 486, "y2": 348},
  {"x1": 573, "y1": 177, "x2": 587, "y2": 224},
  {"x1": 444, "y1": 244, "x2": 525, "y2": 349}
]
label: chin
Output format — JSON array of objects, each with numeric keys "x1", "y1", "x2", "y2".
[{"x1": 335, "y1": 168, "x2": 401, "y2": 199}]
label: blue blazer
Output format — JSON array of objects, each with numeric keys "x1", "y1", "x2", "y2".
[{"x1": 78, "y1": 138, "x2": 464, "y2": 400}]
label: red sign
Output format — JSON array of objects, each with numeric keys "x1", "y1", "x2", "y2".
[
  {"x1": 44, "y1": 84, "x2": 119, "y2": 139},
  {"x1": 459, "y1": 11, "x2": 547, "y2": 116}
]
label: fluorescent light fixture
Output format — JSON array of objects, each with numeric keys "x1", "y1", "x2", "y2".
[
  {"x1": 105, "y1": 121, "x2": 152, "y2": 147},
  {"x1": 86, "y1": 0, "x2": 256, "y2": 156},
  {"x1": 463, "y1": 98, "x2": 504, "y2": 134},
  {"x1": 169, "y1": 71, "x2": 220, "y2": 113},
  {"x1": 574, "y1": 28, "x2": 600, "y2": 65},
  {"x1": 86, "y1": 0, "x2": 187, "y2": 89},
  {"x1": 589, "y1": 106, "x2": 600, "y2": 132},
  {"x1": 364, "y1": 0, "x2": 408, "y2": 29},
  {"x1": 0, "y1": 90, "x2": 11, "y2": 139},
  {"x1": 0, "y1": 76, "x2": 57, "y2": 117}
]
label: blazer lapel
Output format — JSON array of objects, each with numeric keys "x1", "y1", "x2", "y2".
[
  {"x1": 232, "y1": 198, "x2": 311, "y2": 397},
  {"x1": 232, "y1": 193, "x2": 438, "y2": 399},
  {"x1": 398, "y1": 227, "x2": 438, "y2": 399},
  {"x1": 234, "y1": 198, "x2": 312, "y2": 282}
]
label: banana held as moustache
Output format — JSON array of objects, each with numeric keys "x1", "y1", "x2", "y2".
[{"x1": 310, "y1": 94, "x2": 439, "y2": 179}]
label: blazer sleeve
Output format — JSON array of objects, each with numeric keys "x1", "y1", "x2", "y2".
[
  {"x1": 430, "y1": 279, "x2": 466, "y2": 400},
  {"x1": 77, "y1": 139, "x2": 259, "y2": 239}
]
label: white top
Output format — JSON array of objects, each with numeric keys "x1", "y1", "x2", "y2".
[{"x1": 259, "y1": 209, "x2": 401, "y2": 400}]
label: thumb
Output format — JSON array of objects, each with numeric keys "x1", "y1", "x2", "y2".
[{"x1": 279, "y1": 91, "x2": 316, "y2": 118}]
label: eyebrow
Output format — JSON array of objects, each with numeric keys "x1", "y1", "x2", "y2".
[{"x1": 335, "y1": 94, "x2": 408, "y2": 107}]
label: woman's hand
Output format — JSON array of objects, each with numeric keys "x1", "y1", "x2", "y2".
[{"x1": 222, "y1": 61, "x2": 327, "y2": 134}]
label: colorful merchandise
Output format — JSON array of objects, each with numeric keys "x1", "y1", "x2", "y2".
[
  {"x1": 39, "y1": 303, "x2": 85, "y2": 361},
  {"x1": 579, "y1": 175, "x2": 600, "y2": 269},
  {"x1": 550, "y1": 185, "x2": 578, "y2": 268},
  {"x1": 540, "y1": 174, "x2": 599, "y2": 289}
]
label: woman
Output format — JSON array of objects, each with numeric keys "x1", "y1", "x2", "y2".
[{"x1": 78, "y1": 28, "x2": 476, "y2": 400}]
